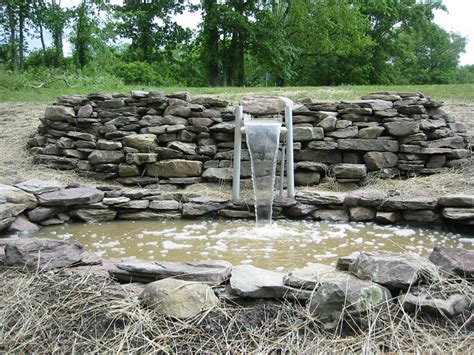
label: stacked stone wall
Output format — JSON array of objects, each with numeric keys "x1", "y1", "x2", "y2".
[{"x1": 27, "y1": 91, "x2": 471, "y2": 187}]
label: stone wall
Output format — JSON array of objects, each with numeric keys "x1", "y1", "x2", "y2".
[
  {"x1": 1, "y1": 180, "x2": 473, "y2": 235},
  {"x1": 27, "y1": 91, "x2": 471, "y2": 187}
]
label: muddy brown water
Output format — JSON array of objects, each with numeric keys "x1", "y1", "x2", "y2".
[{"x1": 34, "y1": 219, "x2": 473, "y2": 270}]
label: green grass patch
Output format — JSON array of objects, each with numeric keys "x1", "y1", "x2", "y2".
[{"x1": 1, "y1": 80, "x2": 474, "y2": 103}]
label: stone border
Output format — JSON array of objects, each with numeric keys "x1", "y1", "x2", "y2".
[
  {"x1": 1, "y1": 179, "x2": 473, "y2": 235},
  {"x1": 1, "y1": 236, "x2": 472, "y2": 324}
]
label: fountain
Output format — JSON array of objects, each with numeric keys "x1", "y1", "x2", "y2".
[{"x1": 232, "y1": 97, "x2": 295, "y2": 225}]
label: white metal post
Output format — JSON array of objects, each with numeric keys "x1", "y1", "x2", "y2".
[
  {"x1": 232, "y1": 105, "x2": 243, "y2": 202},
  {"x1": 285, "y1": 104, "x2": 295, "y2": 198}
]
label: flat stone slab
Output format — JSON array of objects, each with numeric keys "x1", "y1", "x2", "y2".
[
  {"x1": 295, "y1": 191, "x2": 346, "y2": 205},
  {"x1": 14, "y1": 179, "x2": 61, "y2": 195},
  {"x1": 3, "y1": 237, "x2": 101, "y2": 271},
  {"x1": 140, "y1": 278, "x2": 220, "y2": 319},
  {"x1": 429, "y1": 247, "x2": 474, "y2": 279},
  {"x1": 380, "y1": 196, "x2": 438, "y2": 210},
  {"x1": 38, "y1": 188, "x2": 104, "y2": 207},
  {"x1": 442, "y1": 208, "x2": 474, "y2": 224},
  {"x1": 438, "y1": 195, "x2": 474, "y2": 207},
  {"x1": 229, "y1": 265, "x2": 312, "y2": 300},
  {"x1": 112, "y1": 259, "x2": 233, "y2": 284},
  {"x1": 401, "y1": 287, "x2": 470, "y2": 317},
  {"x1": 283, "y1": 263, "x2": 334, "y2": 289},
  {"x1": 8, "y1": 214, "x2": 39, "y2": 234},
  {"x1": 349, "y1": 252, "x2": 436, "y2": 289}
]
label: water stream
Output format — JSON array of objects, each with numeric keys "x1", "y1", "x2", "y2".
[{"x1": 245, "y1": 119, "x2": 282, "y2": 225}]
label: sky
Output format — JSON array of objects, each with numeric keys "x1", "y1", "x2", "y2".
[{"x1": 51, "y1": 0, "x2": 474, "y2": 66}]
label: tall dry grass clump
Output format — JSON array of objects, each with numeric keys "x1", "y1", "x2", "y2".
[{"x1": 0, "y1": 266, "x2": 472, "y2": 353}]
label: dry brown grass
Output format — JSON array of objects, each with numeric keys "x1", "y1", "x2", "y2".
[{"x1": 0, "y1": 266, "x2": 472, "y2": 353}]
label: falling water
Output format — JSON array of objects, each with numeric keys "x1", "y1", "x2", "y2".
[{"x1": 245, "y1": 119, "x2": 282, "y2": 226}]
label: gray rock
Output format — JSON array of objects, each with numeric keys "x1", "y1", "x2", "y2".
[
  {"x1": 296, "y1": 191, "x2": 345, "y2": 205},
  {"x1": 113, "y1": 259, "x2": 232, "y2": 284},
  {"x1": 294, "y1": 161, "x2": 327, "y2": 172},
  {"x1": 8, "y1": 214, "x2": 39, "y2": 234},
  {"x1": 403, "y1": 210, "x2": 439, "y2": 223},
  {"x1": 349, "y1": 206, "x2": 376, "y2": 221},
  {"x1": 38, "y1": 187, "x2": 104, "y2": 206},
  {"x1": 426, "y1": 155, "x2": 446, "y2": 168},
  {"x1": 3, "y1": 237, "x2": 100, "y2": 271},
  {"x1": 44, "y1": 105, "x2": 75, "y2": 121},
  {"x1": 317, "y1": 116, "x2": 337, "y2": 132},
  {"x1": 331, "y1": 164, "x2": 367, "y2": 179},
  {"x1": 327, "y1": 126, "x2": 358, "y2": 139},
  {"x1": 140, "y1": 278, "x2": 219, "y2": 319},
  {"x1": 115, "y1": 200, "x2": 150, "y2": 209},
  {"x1": 375, "y1": 211, "x2": 401, "y2": 224},
  {"x1": 344, "y1": 191, "x2": 387, "y2": 207},
  {"x1": 360, "y1": 94, "x2": 400, "y2": 102},
  {"x1": 425, "y1": 136, "x2": 465, "y2": 149},
  {"x1": 218, "y1": 209, "x2": 254, "y2": 218},
  {"x1": 118, "y1": 164, "x2": 140, "y2": 177},
  {"x1": 240, "y1": 96, "x2": 286, "y2": 115},
  {"x1": 307, "y1": 140, "x2": 338, "y2": 150},
  {"x1": 0, "y1": 203, "x2": 29, "y2": 221},
  {"x1": 155, "y1": 146, "x2": 184, "y2": 159},
  {"x1": 420, "y1": 118, "x2": 446, "y2": 131},
  {"x1": 293, "y1": 127, "x2": 324, "y2": 141},
  {"x1": 164, "y1": 105, "x2": 192, "y2": 118},
  {"x1": 336, "y1": 252, "x2": 361, "y2": 271},
  {"x1": 363, "y1": 151, "x2": 398, "y2": 170},
  {"x1": 229, "y1": 265, "x2": 312, "y2": 300},
  {"x1": 384, "y1": 121, "x2": 419, "y2": 136},
  {"x1": 380, "y1": 196, "x2": 438, "y2": 210},
  {"x1": 97, "y1": 139, "x2": 122, "y2": 150},
  {"x1": 14, "y1": 179, "x2": 61, "y2": 195},
  {"x1": 401, "y1": 288, "x2": 470, "y2": 317},
  {"x1": 295, "y1": 150, "x2": 342, "y2": 163},
  {"x1": 312, "y1": 209, "x2": 349, "y2": 222},
  {"x1": 295, "y1": 171, "x2": 321, "y2": 186},
  {"x1": 123, "y1": 134, "x2": 159, "y2": 152},
  {"x1": 0, "y1": 217, "x2": 15, "y2": 232},
  {"x1": 88, "y1": 150, "x2": 124, "y2": 164},
  {"x1": 283, "y1": 263, "x2": 334, "y2": 289},
  {"x1": 429, "y1": 247, "x2": 474, "y2": 279},
  {"x1": 117, "y1": 210, "x2": 181, "y2": 220},
  {"x1": 96, "y1": 99, "x2": 124, "y2": 109},
  {"x1": 102, "y1": 196, "x2": 130, "y2": 205},
  {"x1": 338, "y1": 139, "x2": 399, "y2": 152},
  {"x1": 202, "y1": 168, "x2": 233, "y2": 181},
  {"x1": 149, "y1": 200, "x2": 180, "y2": 210},
  {"x1": 283, "y1": 202, "x2": 317, "y2": 218},
  {"x1": 358, "y1": 126, "x2": 385, "y2": 139},
  {"x1": 0, "y1": 184, "x2": 37, "y2": 209},
  {"x1": 189, "y1": 117, "x2": 213, "y2": 126},
  {"x1": 67, "y1": 131, "x2": 96, "y2": 141},
  {"x1": 126, "y1": 153, "x2": 157, "y2": 165},
  {"x1": 77, "y1": 104, "x2": 93, "y2": 118},
  {"x1": 308, "y1": 271, "x2": 391, "y2": 324},
  {"x1": 147, "y1": 160, "x2": 203, "y2": 178},
  {"x1": 70, "y1": 208, "x2": 117, "y2": 222},
  {"x1": 147, "y1": 124, "x2": 186, "y2": 135},
  {"x1": 167, "y1": 141, "x2": 197, "y2": 155},
  {"x1": 27, "y1": 206, "x2": 59, "y2": 222},
  {"x1": 438, "y1": 195, "x2": 474, "y2": 207},
  {"x1": 349, "y1": 252, "x2": 435, "y2": 289}
]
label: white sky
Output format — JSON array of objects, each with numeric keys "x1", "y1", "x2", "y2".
[{"x1": 53, "y1": 0, "x2": 474, "y2": 65}]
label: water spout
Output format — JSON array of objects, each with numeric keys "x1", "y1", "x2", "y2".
[{"x1": 245, "y1": 119, "x2": 282, "y2": 226}]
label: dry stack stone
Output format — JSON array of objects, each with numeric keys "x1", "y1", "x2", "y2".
[{"x1": 27, "y1": 91, "x2": 471, "y2": 188}]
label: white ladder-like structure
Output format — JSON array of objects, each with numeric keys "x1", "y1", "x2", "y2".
[{"x1": 232, "y1": 97, "x2": 295, "y2": 202}]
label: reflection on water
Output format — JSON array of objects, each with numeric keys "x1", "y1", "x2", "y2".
[{"x1": 34, "y1": 219, "x2": 473, "y2": 271}]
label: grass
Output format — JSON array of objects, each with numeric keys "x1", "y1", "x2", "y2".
[
  {"x1": 0, "y1": 266, "x2": 472, "y2": 353},
  {"x1": 1, "y1": 82, "x2": 474, "y2": 103}
]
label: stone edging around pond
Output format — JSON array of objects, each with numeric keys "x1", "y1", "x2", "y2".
[
  {"x1": 27, "y1": 91, "x2": 472, "y2": 188},
  {"x1": 0, "y1": 237, "x2": 472, "y2": 325},
  {"x1": 1, "y1": 179, "x2": 473, "y2": 236}
]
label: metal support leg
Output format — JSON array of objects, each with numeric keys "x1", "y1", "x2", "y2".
[
  {"x1": 232, "y1": 106, "x2": 243, "y2": 202},
  {"x1": 285, "y1": 105, "x2": 295, "y2": 198}
]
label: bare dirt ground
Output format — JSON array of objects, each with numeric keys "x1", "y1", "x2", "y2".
[{"x1": 0, "y1": 101, "x2": 472, "y2": 196}]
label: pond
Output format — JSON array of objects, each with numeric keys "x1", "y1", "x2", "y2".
[{"x1": 34, "y1": 219, "x2": 473, "y2": 270}]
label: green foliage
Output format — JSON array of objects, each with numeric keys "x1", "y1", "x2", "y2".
[{"x1": 113, "y1": 61, "x2": 161, "y2": 85}]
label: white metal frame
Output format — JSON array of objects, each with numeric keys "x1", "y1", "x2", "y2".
[{"x1": 232, "y1": 97, "x2": 295, "y2": 202}]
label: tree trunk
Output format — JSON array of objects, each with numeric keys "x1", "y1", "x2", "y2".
[
  {"x1": 19, "y1": 3, "x2": 25, "y2": 71},
  {"x1": 237, "y1": 31, "x2": 245, "y2": 86},
  {"x1": 8, "y1": 4, "x2": 17, "y2": 72},
  {"x1": 204, "y1": 0, "x2": 219, "y2": 87},
  {"x1": 39, "y1": 23, "x2": 46, "y2": 65}
]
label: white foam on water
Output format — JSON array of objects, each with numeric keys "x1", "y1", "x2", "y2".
[
  {"x1": 92, "y1": 241, "x2": 120, "y2": 248},
  {"x1": 459, "y1": 238, "x2": 474, "y2": 244},
  {"x1": 162, "y1": 240, "x2": 192, "y2": 249}
]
